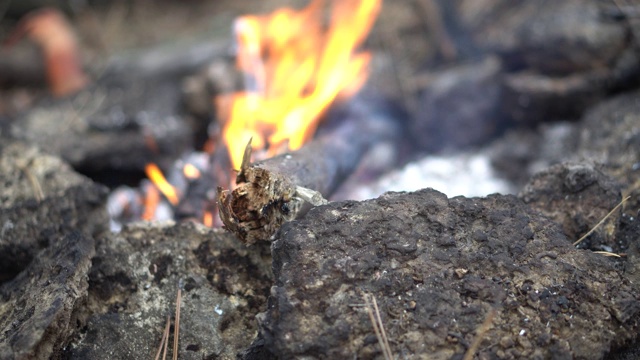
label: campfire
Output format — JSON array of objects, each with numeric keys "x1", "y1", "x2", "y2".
[
  {"x1": 2, "y1": 0, "x2": 640, "y2": 359},
  {"x1": 117, "y1": 0, "x2": 389, "y2": 240}
]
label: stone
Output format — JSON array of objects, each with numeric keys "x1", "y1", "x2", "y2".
[
  {"x1": 519, "y1": 162, "x2": 623, "y2": 251},
  {"x1": 66, "y1": 222, "x2": 272, "y2": 360},
  {"x1": 0, "y1": 138, "x2": 108, "y2": 282},
  {"x1": 0, "y1": 231, "x2": 95, "y2": 360},
  {"x1": 258, "y1": 189, "x2": 639, "y2": 359}
]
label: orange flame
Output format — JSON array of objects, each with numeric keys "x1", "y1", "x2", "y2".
[
  {"x1": 145, "y1": 163, "x2": 179, "y2": 206},
  {"x1": 221, "y1": 0, "x2": 382, "y2": 169}
]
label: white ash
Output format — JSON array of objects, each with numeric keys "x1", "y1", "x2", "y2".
[{"x1": 348, "y1": 152, "x2": 515, "y2": 200}]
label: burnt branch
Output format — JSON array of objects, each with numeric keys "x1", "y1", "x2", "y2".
[{"x1": 218, "y1": 96, "x2": 401, "y2": 244}]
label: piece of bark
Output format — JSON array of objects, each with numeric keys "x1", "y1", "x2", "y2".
[{"x1": 218, "y1": 96, "x2": 401, "y2": 244}]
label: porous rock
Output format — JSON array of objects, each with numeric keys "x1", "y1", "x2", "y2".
[
  {"x1": 412, "y1": 56, "x2": 502, "y2": 151},
  {"x1": 0, "y1": 231, "x2": 95, "y2": 360},
  {"x1": 455, "y1": 0, "x2": 628, "y2": 74},
  {"x1": 259, "y1": 189, "x2": 639, "y2": 359},
  {"x1": 519, "y1": 161, "x2": 623, "y2": 251},
  {"x1": 452, "y1": 0, "x2": 639, "y2": 125},
  {"x1": 0, "y1": 138, "x2": 108, "y2": 282},
  {"x1": 9, "y1": 78, "x2": 192, "y2": 173},
  {"x1": 577, "y1": 90, "x2": 640, "y2": 214},
  {"x1": 67, "y1": 222, "x2": 272, "y2": 360}
]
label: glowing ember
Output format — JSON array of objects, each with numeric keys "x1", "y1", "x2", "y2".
[
  {"x1": 142, "y1": 184, "x2": 160, "y2": 220},
  {"x1": 203, "y1": 211, "x2": 214, "y2": 227},
  {"x1": 183, "y1": 163, "x2": 201, "y2": 180},
  {"x1": 145, "y1": 163, "x2": 179, "y2": 206},
  {"x1": 221, "y1": 0, "x2": 382, "y2": 169}
]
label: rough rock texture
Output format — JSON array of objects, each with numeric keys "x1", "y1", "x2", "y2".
[
  {"x1": 455, "y1": 0, "x2": 628, "y2": 74},
  {"x1": 448, "y1": 0, "x2": 640, "y2": 125},
  {"x1": 66, "y1": 222, "x2": 272, "y2": 360},
  {"x1": 489, "y1": 122, "x2": 579, "y2": 188},
  {"x1": 0, "y1": 231, "x2": 95, "y2": 360},
  {"x1": 412, "y1": 56, "x2": 502, "y2": 151},
  {"x1": 259, "y1": 189, "x2": 639, "y2": 359},
  {"x1": 577, "y1": 90, "x2": 640, "y2": 214},
  {"x1": 0, "y1": 138, "x2": 108, "y2": 282},
  {"x1": 9, "y1": 79, "x2": 192, "y2": 174},
  {"x1": 519, "y1": 162, "x2": 623, "y2": 252}
]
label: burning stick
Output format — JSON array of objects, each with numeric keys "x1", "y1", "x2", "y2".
[{"x1": 218, "y1": 97, "x2": 400, "y2": 244}]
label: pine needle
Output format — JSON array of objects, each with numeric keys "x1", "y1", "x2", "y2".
[
  {"x1": 593, "y1": 251, "x2": 623, "y2": 258},
  {"x1": 153, "y1": 314, "x2": 170, "y2": 360},
  {"x1": 463, "y1": 308, "x2": 497, "y2": 360},
  {"x1": 173, "y1": 289, "x2": 182, "y2": 360},
  {"x1": 573, "y1": 196, "x2": 631, "y2": 246},
  {"x1": 364, "y1": 294, "x2": 393, "y2": 360}
]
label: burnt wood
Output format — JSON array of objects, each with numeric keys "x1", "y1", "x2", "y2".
[{"x1": 218, "y1": 96, "x2": 401, "y2": 244}]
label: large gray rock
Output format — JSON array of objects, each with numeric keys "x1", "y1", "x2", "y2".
[{"x1": 259, "y1": 189, "x2": 639, "y2": 359}]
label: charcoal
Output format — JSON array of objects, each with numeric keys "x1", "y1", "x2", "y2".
[
  {"x1": 454, "y1": 0, "x2": 628, "y2": 74},
  {"x1": 445, "y1": 0, "x2": 640, "y2": 125},
  {"x1": 7, "y1": 40, "x2": 226, "y2": 173},
  {"x1": 258, "y1": 189, "x2": 639, "y2": 359}
]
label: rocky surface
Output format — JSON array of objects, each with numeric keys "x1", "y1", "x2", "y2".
[
  {"x1": 520, "y1": 162, "x2": 623, "y2": 252},
  {"x1": 412, "y1": 56, "x2": 502, "y2": 152},
  {"x1": 0, "y1": 138, "x2": 108, "y2": 282},
  {"x1": 0, "y1": 231, "x2": 95, "y2": 360},
  {"x1": 66, "y1": 222, "x2": 272, "y2": 360},
  {"x1": 450, "y1": 0, "x2": 640, "y2": 125},
  {"x1": 577, "y1": 90, "x2": 640, "y2": 214},
  {"x1": 259, "y1": 189, "x2": 639, "y2": 359}
]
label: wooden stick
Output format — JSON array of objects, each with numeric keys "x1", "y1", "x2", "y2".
[{"x1": 218, "y1": 96, "x2": 400, "y2": 244}]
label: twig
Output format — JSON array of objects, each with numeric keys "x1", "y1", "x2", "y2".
[
  {"x1": 154, "y1": 314, "x2": 170, "y2": 360},
  {"x1": 593, "y1": 251, "x2": 623, "y2": 258},
  {"x1": 573, "y1": 196, "x2": 631, "y2": 246},
  {"x1": 463, "y1": 308, "x2": 497, "y2": 360},
  {"x1": 364, "y1": 294, "x2": 393, "y2": 360},
  {"x1": 173, "y1": 288, "x2": 182, "y2": 360},
  {"x1": 18, "y1": 162, "x2": 45, "y2": 202}
]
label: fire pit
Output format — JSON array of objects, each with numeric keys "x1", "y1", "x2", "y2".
[{"x1": 1, "y1": 1, "x2": 640, "y2": 359}]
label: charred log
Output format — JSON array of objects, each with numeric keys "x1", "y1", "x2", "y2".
[{"x1": 218, "y1": 96, "x2": 402, "y2": 244}]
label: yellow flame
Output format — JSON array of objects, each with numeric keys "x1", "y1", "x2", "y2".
[
  {"x1": 221, "y1": 0, "x2": 382, "y2": 169},
  {"x1": 145, "y1": 163, "x2": 179, "y2": 205}
]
